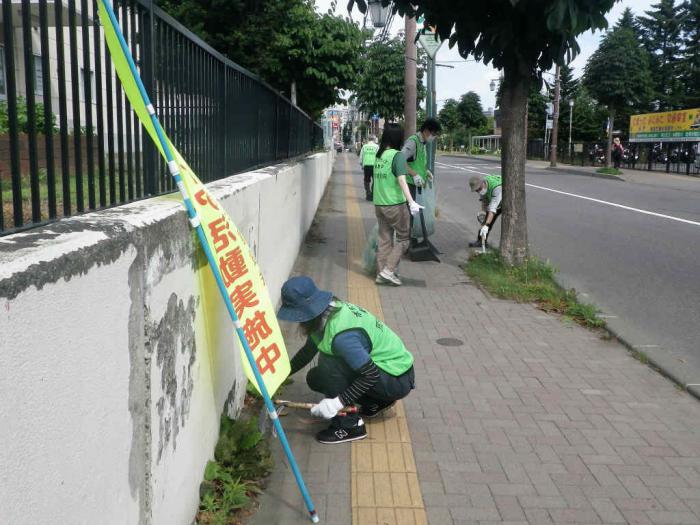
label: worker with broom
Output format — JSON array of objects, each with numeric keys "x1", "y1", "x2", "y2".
[{"x1": 277, "y1": 275, "x2": 415, "y2": 444}]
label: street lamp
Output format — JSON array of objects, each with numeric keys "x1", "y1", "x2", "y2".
[
  {"x1": 568, "y1": 98, "x2": 574, "y2": 160},
  {"x1": 368, "y1": 0, "x2": 390, "y2": 28}
]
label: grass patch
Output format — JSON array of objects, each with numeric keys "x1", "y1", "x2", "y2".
[
  {"x1": 196, "y1": 415, "x2": 273, "y2": 525},
  {"x1": 464, "y1": 251, "x2": 605, "y2": 330},
  {"x1": 595, "y1": 167, "x2": 622, "y2": 176}
]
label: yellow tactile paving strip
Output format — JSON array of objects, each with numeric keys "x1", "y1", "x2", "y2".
[{"x1": 343, "y1": 157, "x2": 428, "y2": 525}]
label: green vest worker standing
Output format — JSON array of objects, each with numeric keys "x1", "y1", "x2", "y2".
[
  {"x1": 401, "y1": 118, "x2": 442, "y2": 200},
  {"x1": 359, "y1": 137, "x2": 379, "y2": 201},
  {"x1": 278, "y1": 276, "x2": 416, "y2": 444},
  {"x1": 468, "y1": 174, "x2": 503, "y2": 248},
  {"x1": 373, "y1": 124, "x2": 424, "y2": 286}
]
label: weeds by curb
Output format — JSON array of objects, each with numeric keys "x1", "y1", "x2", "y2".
[
  {"x1": 464, "y1": 251, "x2": 605, "y2": 330},
  {"x1": 596, "y1": 167, "x2": 623, "y2": 176},
  {"x1": 196, "y1": 411, "x2": 272, "y2": 525}
]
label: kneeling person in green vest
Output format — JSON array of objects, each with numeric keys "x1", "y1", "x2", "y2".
[
  {"x1": 468, "y1": 174, "x2": 502, "y2": 248},
  {"x1": 278, "y1": 276, "x2": 416, "y2": 444}
]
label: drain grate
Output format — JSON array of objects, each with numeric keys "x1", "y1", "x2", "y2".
[{"x1": 436, "y1": 337, "x2": 464, "y2": 347}]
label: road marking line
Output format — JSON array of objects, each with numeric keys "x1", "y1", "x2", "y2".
[
  {"x1": 436, "y1": 162, "x2": 700, "y2": 228},
  {"x1": 525, "y1": 183, "x2": 700, "y2": 227}
]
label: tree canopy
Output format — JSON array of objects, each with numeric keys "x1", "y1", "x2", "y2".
[
  {"x1": 158, "y1": 0, "x2": 365, "y2": 118},
  {"x1": 638, "y1": 0, "x2": 684, "y2": 109},
  {"x1": 352, "y1": 37, "x2": 426, "y2": 122}
]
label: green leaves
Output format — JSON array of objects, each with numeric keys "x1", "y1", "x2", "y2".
[
  {"x1": 160, "y1": 0, "x2": 365, "y2": 119},
  {"x1": 353, "y1": 37, "x2": 427, "y2": 121},
  {"x1": 582, "y1": 23, "x2": 654, "y2": 113}
]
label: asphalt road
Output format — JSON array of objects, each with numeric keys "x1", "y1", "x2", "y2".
[{"x1": 434, "y1": 154, "x2": 700, "y2": 393}]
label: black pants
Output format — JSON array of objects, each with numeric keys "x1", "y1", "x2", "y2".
[
  {"x1": 408, "y1": 184, "x2": 418, "y2": 241},
  {"x1": 363, "y1": 166, "x2": 374, "y2": 197},
  {"x1": 306, "y1": 353, "x2": 415, "y2": 428},
  {"x1": 477, "y1": 207, "x2": 502, "y2": 243}
]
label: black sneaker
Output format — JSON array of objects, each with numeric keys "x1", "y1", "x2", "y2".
[
  {"x1": 468, "y1": 240, "x2": 488, "y2": 248},
  {"x1": 316, "y1": 419, "x2": 367, "y2": 444},
  {"x1": 360, "y1": 400, "x2": 396, "y2": 419}
]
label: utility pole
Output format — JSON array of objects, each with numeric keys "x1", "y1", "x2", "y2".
[
  {"x1": 549, "y1": 64, "x2": 561, "y2": 167},
  {"x1": 426, "y1": 55, "x2": 436, "y2": 172},
  {"x1": 403, "y1": 15, "x2": 417, "y2": 136}
]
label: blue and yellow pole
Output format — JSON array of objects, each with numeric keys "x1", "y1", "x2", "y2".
[{"x1": 97, "y1": 1, "x2": 318, "y2": 521}]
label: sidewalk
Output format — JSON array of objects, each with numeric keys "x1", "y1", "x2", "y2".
[
  {"x1": 458, "y1": 154, "x2": 700, "y2": 188},
  {"x1": 251, "y1": 153, "x2": 700, "y2": 525}
]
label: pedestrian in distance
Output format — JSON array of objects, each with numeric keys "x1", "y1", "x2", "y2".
[
  {"x1": 612, "y1": 137, "x2": 624, "y2": 169},
  {"x1": 277, "y1": 276, "x2": 416, "y2": 444},
  {"x1": 401, "y1": 118, "x2": 441, "y2": 243},
  {"x1": 468, "y1": 174, "x2": 502, "y2": 248},
  {"x1": 373, "y1": 123, "x2": 424, "y2": 286},
  {"x1": 359, "y1": 136, "x2": 379, "y2": 201}
]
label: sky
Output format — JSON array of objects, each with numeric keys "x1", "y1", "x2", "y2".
[{"x1": 315, "y1": 0, "x2": 656, "y2": 111}]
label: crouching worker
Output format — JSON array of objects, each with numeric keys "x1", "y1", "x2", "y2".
[
  {"x1": 277, "y1": 275, "x2": 415, "y2": 444},
  {"x1": 468, "y1": 174, "x2": 502, "y2": 248}
]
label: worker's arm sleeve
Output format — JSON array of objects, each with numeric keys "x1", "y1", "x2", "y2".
[
  {"x1": 289, "y1": 338, "x2": 319, "y2": 375},
  {"x1": 487, "y1": 186, "x2": 502, "y2": 214},
  {"x1": 331, "y1": 330, "x2": 381, "y2": 405},
  {"x1": 392, "y1": 151, "x2": 409, "y2": 177},
  {"x1": 401, "y1": 138, "x2": 417, "y2": 162}
]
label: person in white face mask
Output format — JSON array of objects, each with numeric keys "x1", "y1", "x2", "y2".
[
  {"x1": 468, "y1": 174, "x2": 502, "y2": 248},
  {"x1": 401, "y1": 118, "x2": 442, "y2": 243}
]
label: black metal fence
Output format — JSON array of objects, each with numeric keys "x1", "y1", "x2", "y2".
[
  {"x1": 0, "y1": 0, "x2": 324, "y2": 236},
  {"x1": 527, "y1": 139, "x2": 700, "y2": 176}
]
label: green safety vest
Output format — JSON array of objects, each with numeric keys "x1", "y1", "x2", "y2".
[
  {"x1": 406, "y1": 134, "x2": 427, "y2": 186},
  {"x1": 485, "y1": 174, "x2": 502, "y2": 203},
  {"x1": 373, "y1": 149, "x2": 406, "y2": 206},
  {"x1": 315, "y1": 302, "x2": 414, "y2": 377},
  {"x1": 361, "y1": 143, "x2": 378, "y2": 167}
]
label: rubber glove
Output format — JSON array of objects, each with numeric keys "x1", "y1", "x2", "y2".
[
  {"x1": 479, "y1": 225, "x2": 489, "y2": 239},
  {"x1": 310, "y1": 397, "x2": 343, "y2": 419},
  {"x1": 408, "y1": 200, "x2": 424, "y2": 216},
  {"x1": 412, "y1": 175, "x2": 423, "y2": 187}
]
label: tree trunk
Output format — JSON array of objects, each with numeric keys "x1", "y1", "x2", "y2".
[
  {"x1": 499, "y1": 67, "x2": 530, "y2": 266},
  {"x1": 605, "y1": 108, "x2": 615, "y2": 168}
]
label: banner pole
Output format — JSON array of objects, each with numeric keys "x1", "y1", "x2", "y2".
[{"x1": 97, "y1": 1, "x2": 319, "y2": 521}]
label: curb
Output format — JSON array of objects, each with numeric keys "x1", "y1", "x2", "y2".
[
  {"x1": 601, "y1": 323, "x2": 700, "y2": 402},
  {"x1": 463, "y1": 235, "x2": 700, "y2": 403}
]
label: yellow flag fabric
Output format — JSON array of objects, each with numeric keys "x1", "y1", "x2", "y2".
[{"x1": 98, "y1": 1, "x2": 290, "y2": 396}]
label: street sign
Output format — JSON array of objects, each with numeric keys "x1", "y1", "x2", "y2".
[
  {"x1": 629, "y1": 108, "x2": 700, "y2": 142},
  {"x1": 418, "y1": 29, "x2": 443, "y2": 59},
  {"x1": 546, "y1": 119, "x2": 553, "y2": 130}
]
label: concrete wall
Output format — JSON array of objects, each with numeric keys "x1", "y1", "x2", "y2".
[{"x1": 0, "y1": 150, "x2": 334, "y2": 525}]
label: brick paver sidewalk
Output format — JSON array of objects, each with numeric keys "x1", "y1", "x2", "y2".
[{"x1": 253, "y1": 154, "x2": 700, "y2": 525}]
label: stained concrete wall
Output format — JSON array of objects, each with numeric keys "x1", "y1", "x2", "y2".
[{"x1": 0, "y1": 151, "x2": 334, "y2": 525}]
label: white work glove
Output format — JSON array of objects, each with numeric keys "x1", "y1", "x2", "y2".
[
  {"x1": 479, "y1": 225, "x2": 489, "y2": 239},
  {"x1": 412, "y1": 175, "x2": 424, "y2": 187},
  {"x1": 408, "y1": 200, "x2": 424, "y2": 216},
  {"x1": 310, "y1": 397, "x2": 343, "y2": 419}
]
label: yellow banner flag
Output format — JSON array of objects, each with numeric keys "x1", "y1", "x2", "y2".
[{"x1": 98, "y1": 1, "x2": 290, "y2": 396}]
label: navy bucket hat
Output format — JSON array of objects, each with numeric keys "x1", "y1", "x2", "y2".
[{"x1": 277, "y1": 276, "x2": 333, "y2": 323}]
